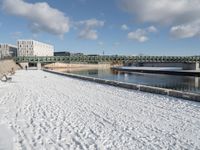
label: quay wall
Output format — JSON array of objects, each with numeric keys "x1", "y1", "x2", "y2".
[
  {"x1": 44, "y1": 63, "x2": 111, "y2": 69},
  {"x1": 43, "y1": 69, "x2": 200, "y2": 102},
  {"x1": 132, "y1": 62, "x2": 200, "y2": 70},
  {"x1": 44, "y1": 63, "x2": 112, "y2": 72}
]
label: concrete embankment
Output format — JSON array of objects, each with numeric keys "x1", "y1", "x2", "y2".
[
  {"x1": 112, "y1": 66, "x2": 200, "y2": 77},
  {"x1": 44, "y1": 63, "x2": 114, "y2": 72},
  {"x1": 0, "y1": 59, "x2": 20, "y2": 78},
  {"x1": 43, "y1": 69, "x2": 200, "y2": 102}
]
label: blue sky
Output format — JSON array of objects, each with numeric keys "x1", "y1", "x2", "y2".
[{"x1": 0, "y1": 0, "x2": 200, "y2": 56}]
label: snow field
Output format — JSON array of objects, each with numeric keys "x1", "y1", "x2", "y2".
[{"x1": 0, "y1": 70, "x2": 200, "y2": 149}]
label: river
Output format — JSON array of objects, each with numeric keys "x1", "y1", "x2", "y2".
[{"x1": 63, "y1": 68, "x2": 200, "y2": 94}]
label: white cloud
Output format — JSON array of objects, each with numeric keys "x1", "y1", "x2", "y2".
[
  {"x1": 119, "y1": 0, "x2": 200, "y2": 39},
  {"x1": 119, "y1": 0, "x2": 200, "y2": 25},
  {"x1": 78, "y1": 19, "x2": 104, "y2": 40},
  {"x1": 79, "y1": 19, "x2": 104, "y2": 29},
  {"x1": 121, "y1": 24, "x2": 129, "y2": 31},
  {"x1": 128, "y1": 26, "x2": 157, "y2": 42},
  {"x1": 79, "y1": 29, "x2": 98, "y2": 40},
  {"x1": 2, "y1": 0, "x2": 70, "y2": 37},
  {"x1": 128, "y1": 29, "x2": 148, "y2": 42},
  {"x1": 147, "y1": 26, "x2": 157, "y2": 33},
  {"x1": 170, "y1": 21, "x2": 200, "y2": 39}
]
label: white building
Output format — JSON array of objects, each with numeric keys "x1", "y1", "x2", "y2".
[
  {"x1": 17, "y1": 40, "x2": 54, "y2": 57},
  {"x1": 0, "y1": 44, "x2": 17, "y2": 59}
]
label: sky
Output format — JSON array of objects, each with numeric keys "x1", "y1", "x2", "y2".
[{"x1": 0, "y1": 0, "x2": 200, "y2": 56}]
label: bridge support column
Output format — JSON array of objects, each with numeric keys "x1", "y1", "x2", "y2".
[
  {"x1": 183, "y1": 62, "x2": 200, "y2": 70},
  {"x1": 195, "y1": 77, "x2": 199, "y2": 88},
  {"x1": 37, "y1": 62, "x2": 41, "y2": 70},
  {"x1": 195, "y1": 62, "x2": 200, "y2": 70}
]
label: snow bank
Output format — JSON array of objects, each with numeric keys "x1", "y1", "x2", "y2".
[{"x1": 0, "y1": 70, "x2": 200, "y2": 149}]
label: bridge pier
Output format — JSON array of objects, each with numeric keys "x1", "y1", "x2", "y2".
[
  {"x1": 196, "y1": 62, "x2": 200, "y2": 70},
  {"x1": 183, "y1": 62, "x2": 200, "y2": 70},
  {"x1": 195, "y1": 77, "x2": 199, "y2": 88},
  {"x1": 37, "y1": 62, "x2": 41, "y2": 70}
]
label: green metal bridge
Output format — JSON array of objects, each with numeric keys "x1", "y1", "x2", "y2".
[{"x1": 15, "y1": 55, "x2": 200, "y2": 64}]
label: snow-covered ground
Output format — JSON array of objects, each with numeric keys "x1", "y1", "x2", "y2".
[{"x1": 0, "y1": 70, "x2": 200, "y2": 149}]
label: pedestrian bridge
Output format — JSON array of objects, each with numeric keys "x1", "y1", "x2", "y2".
[
  {"x1": 15, "y1": 55, "x2": 200, "y2": 63},
  {"x1": 14, "y1": 55, "x2": 200, "y2": 70}
]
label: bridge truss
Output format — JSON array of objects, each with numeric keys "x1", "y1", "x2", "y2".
[{"x1": 15, "y1": 56, "x2": 200, "y2": 64}]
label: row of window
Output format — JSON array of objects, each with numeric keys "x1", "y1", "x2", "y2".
[
  {"x1": 19, "y1": 45, "x2": 33, "y2": 48},
  {"x1": 19, "y1": 51, "x2": 34, "y2": 56},
  {"x1": 19, "y1": 48, "x2": 33, "y2": 51},
  {"x1": 18, "y1": 41, "x2": 33, "y2": 45},
  {"x1": 18, "y1": 41, "x2": 53, "y2": 49},
  {"x1": 0, "y1": 45, "x2": 10, "y2": 49}
]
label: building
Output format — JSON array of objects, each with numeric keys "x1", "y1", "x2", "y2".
[
  {"x1": 54, "y1": 51, "x2": 86, "y2": 57},
  {"x1": 17, "y1": 40, "x2": 54, "y2": 57},
  {"x1": 0, "y1": 44, "x2": 17, "y2": 59},
  {"x1": 70, "y1": 52, "x2": 84, "y2": 56},
  {"x1": 87, "y1": 54, "x2": 99, "y2": 56},
  {"x1": 54, "y1": 51, "x2": 70, "y2": 56}
]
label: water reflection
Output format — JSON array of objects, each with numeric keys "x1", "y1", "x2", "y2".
[
  {"x1": 195, "y1": 77, "x2": 199, "y2": 88},
  {"x1": 64, "y1": 68, "x2": 200, "y2": 94}
]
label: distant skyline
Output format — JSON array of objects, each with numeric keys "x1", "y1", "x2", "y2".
[{"x1": 0, "y1": 0, "x2": 200, "y2": 56}]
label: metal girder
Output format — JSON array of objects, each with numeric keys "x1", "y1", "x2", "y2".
[{"x1": 14, "y1": 56, "x2": 200, "y2": 64}]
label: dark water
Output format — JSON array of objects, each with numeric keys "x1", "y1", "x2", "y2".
[{"x1": 65, "y1": 68, "x2": 200, "y2": 94}]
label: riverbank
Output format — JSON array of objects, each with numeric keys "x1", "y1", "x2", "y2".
[
  {"x1": 44, "y1": 69, "x2": 200, "y2": 101},
  {"x1": 44, "y1": 62, "x2": 112, "y2": 72},
  {"x1": 0, "y1": 59, "x2": 20, "y2": 78},
  {"x1": 0, "y1": 70, "x2": 200, "y2": 149}
]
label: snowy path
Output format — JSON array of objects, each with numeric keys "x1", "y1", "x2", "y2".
[{"x1": 0, "y1": 70, "x2": 200, "y2": 149}]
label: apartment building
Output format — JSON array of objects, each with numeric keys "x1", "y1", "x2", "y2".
[
  {"x1": 0, "y1": 44, "x2": 17, "y2": 59},
  {"x1": 17, "y1": 40, "x2": 54, "y2": 56}
]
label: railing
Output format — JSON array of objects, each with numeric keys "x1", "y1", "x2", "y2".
[{"x1": 14, "y1": 56, "x2": 200, "y2": 63}]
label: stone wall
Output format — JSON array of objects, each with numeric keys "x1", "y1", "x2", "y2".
[{"x1": 44, "y1": 62, "x2": 111, "y2": 69}]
